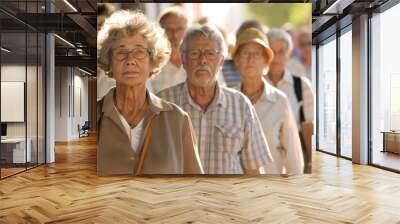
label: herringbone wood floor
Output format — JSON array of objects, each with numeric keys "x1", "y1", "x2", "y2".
[{"x1": 1, "y1": 135, "x2": 400, "y2": 223}]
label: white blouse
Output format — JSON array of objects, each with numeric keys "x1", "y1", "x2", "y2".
[{"x1": 117, "y1": 111, "x2": 145, "y2": 153}]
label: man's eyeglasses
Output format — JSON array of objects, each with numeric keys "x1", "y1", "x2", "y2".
[
  {"x1": 113, "y1": 47, "x2": 152, "y2": 61},
  {"x1": 185, "y1": 49, "x2": 221, "y2": 60}
]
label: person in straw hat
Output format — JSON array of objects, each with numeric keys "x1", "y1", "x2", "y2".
[{"x1": 232, "y1": 28, "x2": 304, "y2": 175}]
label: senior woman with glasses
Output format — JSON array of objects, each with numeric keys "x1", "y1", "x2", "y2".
[
  {"x1": 232, "y1": 28, "x2": 304, "y2": 175},
  {"x1": 97, "y1": 10, "x2": 203, "y2": 175}
]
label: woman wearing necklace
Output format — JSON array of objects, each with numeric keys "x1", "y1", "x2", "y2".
[
  {"x1": 232, "y1": 28, "x2": 304, "y2": 175},
  {"x1": 97, "y1": 10, "x2": 203, "y2": 175}
]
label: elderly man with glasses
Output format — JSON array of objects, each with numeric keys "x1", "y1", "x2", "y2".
[{"x1": 158, "y1": 24, "x2": 273, "y2": 174}]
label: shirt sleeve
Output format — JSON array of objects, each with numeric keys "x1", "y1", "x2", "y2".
[
  {"x1": 281, "y1": 98, "x2": 304, "y2": 174},
  {"x1": 240, "y1": 102, "x2": 274, "y2": 170}
]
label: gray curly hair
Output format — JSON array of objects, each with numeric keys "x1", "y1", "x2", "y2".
[{"x1": 97, "y1": 10, "x2": 171, "y2": 77}]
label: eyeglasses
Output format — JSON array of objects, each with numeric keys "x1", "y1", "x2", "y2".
[
  {"x1": 185, "y1": 49, "x2": 221, "y2": 60},
  {"x1": 238, "y1": 51, "x2": 265, "y2": 60},
  {"x1": 113, "y1": 47, "x2": 152, "y2": 61}
]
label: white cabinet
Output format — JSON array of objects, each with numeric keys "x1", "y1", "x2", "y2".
[{"x1": 1, "y1": 138, "x2": 32, "y2": 163}]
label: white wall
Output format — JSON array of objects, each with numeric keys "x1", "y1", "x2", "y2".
[
  {"x1": 55, "y1": 67, "x2": 69, "y2": 141},
  {"x1": 75, "y1": 74, "x2": 89, "y2": 121},
  {"x1": 1, "y1": 65, "x2": 32, "y2": 138},
  {"x1": 1, "y1": 65, "x2": 26, "y2": 142},
  {"x1": 55, "y1": 67, "x2": 89, "y2": 141},
  {"x1": 1, "y1": 64, "x2": 45, "y2": 164},
  {"x1": 71, "y1": 72, "x2": 89, "y2": 138}
]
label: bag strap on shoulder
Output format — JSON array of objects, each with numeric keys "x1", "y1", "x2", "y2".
[
  {"x1": 292, "y1": 75, "x2": 305, "y2": 123},
  {"x1": 97, "y1": 99, "x2": 104, "y2": 140},
  {"x1": 134, "y1": 115, "x2": 158, "y2": 175}
]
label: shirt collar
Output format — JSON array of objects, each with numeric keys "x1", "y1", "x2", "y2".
[
  {"x1": 260, "y1": 77, "x2": 278, "y2": 103},
  {"x1": 282, "y1": 69, "x2": 293, "y2": 84},
  {"x1": 180, "y1": 80, "x2": 227, "y2": 111},
  {"x1": 102, "y1": 88, "x2": 173, "y2": 116}
]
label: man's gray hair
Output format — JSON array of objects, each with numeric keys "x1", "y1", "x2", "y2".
[
  {"x1": 267, "y1": 28, "x2": 293, "y2": 54},
  {"x1": 180, "y1": 23, "x2": 227, "y2": 56}
]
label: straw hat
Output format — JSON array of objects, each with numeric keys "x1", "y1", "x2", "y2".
[{"x1": 231, "y1": 28, "x2": 274, "y2": 65}]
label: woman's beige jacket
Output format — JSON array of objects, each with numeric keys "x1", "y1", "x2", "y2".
[{"x1": 97, "y1": 88, "x2": 204, "y2": 175}]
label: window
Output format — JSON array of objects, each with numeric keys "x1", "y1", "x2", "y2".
[
  {"x1": 339, "y1": 28, "x2": 352, "y2": 158},
  {"x1": 317, "y1": 36, "x2": 337, "y2": 154},
  {"x1": 0, "y1": 1, "x2": 46, "y2": 179},
  {"x1": 371, "y1": 3, "x2": 400, "y2": 171}
]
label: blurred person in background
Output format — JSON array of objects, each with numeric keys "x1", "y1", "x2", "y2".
[
  {"x1": 158, "y1": 24, "x2": 273, "y2": 174},
  {"x1": 216, "y1": 25, "x2": 233, "y2": 56},
  {"x1": 97, "y1": 3, "x2": 116, "y2": 31},
  {"x1": 297, "y1": 29, "x2": 312, "y2": 81},
  {"x1": 266, "y1": 28, "x2": 314, "y2": 173},
  {"x1": 97, "y1": 10, "x2": 203, "y2": 175},
  {"x1": 282, "y1": 24, "x2": 307, "y2": 79},
  {"x1": 149, "y1": 6, "x2": 188, "y2": 94},
  {"x1": 97, "y1": 3, "x2": 117, "y2": 101},
  {"x1": 236, "y1": 20, "x2": 267, "y2": 38},
  {"x1": 282, "y1": 23, "x2": 300, "y2": 60},
  {"x1": 232, "y1": 28, "x2": 304, "y2": 175}
]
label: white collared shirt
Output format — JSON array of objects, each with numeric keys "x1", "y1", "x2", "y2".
[
  {"x1": 158, "y1": 82, "x2": 273, "y2": 174},
  {"x1": 116, "y1": 110, "x2": 145, "y2": 153},
  {"x1": 266, "y1": 70, "x2": 314, "y2": 129},
  {"x1": 235, "y1": 78, "x2": 304, "y2": 174}
]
